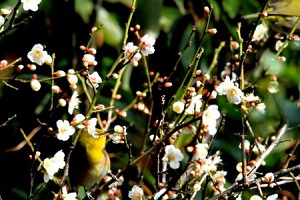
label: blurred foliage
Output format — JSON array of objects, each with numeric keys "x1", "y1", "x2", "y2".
[{"x1": 0, "y1": 0, "x2": 300, "y2": 199}]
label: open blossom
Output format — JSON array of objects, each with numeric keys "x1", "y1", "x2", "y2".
[
  {"x1": 112, "y1": 125, "x2": 127, "y2": 144},
  {"x1": 212, "y1": 170, "x2": 227, "y2": 186},
  {"x1": 42, "y1": 150, "x2": 65, "y2": 182},
  {"x1": 82, "y1": 53, "x2": 97, "y2": 67},
  {"x1": 21, "y1": 0, "x2": 42, "y2": 12},
  {"x1": 27, "y1": 44, "x2": 49, "y2": 65},
  {"x1": 185, "y1": 94, "x2": 202, "y2": 115},
  {"x1": 172, "y1": 101, "x2": 184, "y2": 114},
  {"x1": 162, "y1": 145, "x2": 184, "y2": 169},
  {"x1": 68, "y1": 91, "x2": 81, "y2": 114},
  {"x1": 86, "y1": 71, "x2": 102, "y2": 88},
  {"x1": 71, "y1": 114, "x2": 85, "y2": 127},
  {"x1": 128, "y1": 185, "x2": 144, "y2": 200},
  {"x1": 202, "y1": 105, "x2": 220, "y2": 135},
  {"x1": 194, "y1": 143, "x2": 208, "y2": 160},
  {"x1": 216, "y1": 76, "x2": 243, "y2": 104},
  {"x1": 123, "y1": 42, "x2": 142, "y2": 66},
  {"x1": 56, "y1": 120, "x2": 75, "y2": 141},
  {"x1": 85, "y1": 118, "x2": 98, "y2": 137},
  {"x1": 198, "y1": 155, "x2": 222, "y2": 173},
  {"x1": 140, "y1": 34, "x2": 155, "y2": 56},
  {"x1": 252, "y1": 24, "x2": 268, "y2": 42}
]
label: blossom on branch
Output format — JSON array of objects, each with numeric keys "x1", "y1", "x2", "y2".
[
  {"x1": 140, "y1": 34, "x2": 155, "y2": 56},
  {"x1": 123, "y1": 42, "x2": 142, "y2": 66},
  {"x1": 21, "y1": 0, "x2": 42, "y2": 12},
  {"x1": 68, "y1": 91, "x2": 81, "y2": 115},
  {"x1": 56, "y1": 120, "x2": 75, "y2": 141},
  {"x1": 162, "y1": 144, "x2": 184, "y2": 169},
  {"x1": 42, "y1": 150, "x2": 65, "y2": 182},
  {"x1": 27, "y1": 44, "x2": 49, "y2": 66},
  {"x1": 128, "y1": 185, "x2": 144, "y2": 200},
  {"x1": 86, "y1": 71, "x2": 102, "y2": 89}
]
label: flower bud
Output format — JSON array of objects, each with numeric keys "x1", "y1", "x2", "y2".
[
  {"x1": 58, "y1": 98, "x2": 66, "y2": 107},
  {"x1": 206, "y1": 28, "x2": 217, "y2": 35},
  {"x1": 30, "y1": 75, "x2": 41, "y2": 91}
]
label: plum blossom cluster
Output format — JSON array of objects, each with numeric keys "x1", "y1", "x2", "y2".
[
  {"x1": 123, "y1": 34, "x2": 156, "y2": 66},
  {"x1": 216, "y1": 76, "x2": 266, "y2": 114},
  {"x1": 42, "y1": 150, "x2": 65, "y2": 182}
]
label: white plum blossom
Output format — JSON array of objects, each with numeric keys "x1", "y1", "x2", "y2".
[
  {"x1": 27, "y1": 44, "x2": 49, "y2": 65},
  {"x1": 212, "y1": 170, "x2": 227, "y2": 186},
  {"x1": 85, "y1": 117, "x2": 98, "y2": 136},
  {"x1": 123, "y1": 42, "x2": 142, "y2": 66},
  {"x1": 216, "y1": 76, "x2": 243, "y2": 104},
  {"x1": 42, "y1": 150, "x2": 65, "y2": 182},
  {"x1": 45, "y1": 54, "x2": 53, "y2": 65},
  {"x1": 185, "y1": 94, "x2": 202, "y2": 115},
  {"x1": 216, "y1": 76, "x2": 235, "y2": 95},
  {"x1": 68, "y1": 91, "x2": 81, "y2": 114},
  {"x1": 56, "y1": 120, "x2": 75, "y2": 141},
  {"x1": 21, "y1": 0, "x2": 42, "y2": 12},
  {"x1": 71, "y1": 114, "x2": 85, "y2": 128},
  {"x1": 202, "y1": 105, "x2": 221, "y2": 135},
  {"x1": 162, "y1": 145, "x2": 184, "y2": 169},
  {"x1": 202, "y1": 105, "x2": 220, "y2": 126},
  {"x1": 243, "y1": 93, "x2": 260, "y2": 103},
  {"x1": 227, "y1": 86, "x2": 244, "y2": 104},
  {"x1": 128, "y1": 185, "x2": 144, "y2": 200},
  {"x1": 172, "y1": 101, "x2": 184, "y2": 114},
  {"x1": 199, "y1": 155, "x2": 222, "y2": 173},
  {"x1": 140, "y1": 34, "x2": 155, "y2": 56},
  {"x1": 82, "y1": 53, "x2": 97, "y2": 67},
  {"x1": 112, "y1": 125, "x2": 127, "y2": 144},
  {"x1": 252, "y1": 24, "x2": 268, "y2": 42},
  {"x1": 194, "y1": 143, "x2": 208, "y2": 160},
  {"x1": 86, "y1": 71, "x2": 102, "y2": 89}
]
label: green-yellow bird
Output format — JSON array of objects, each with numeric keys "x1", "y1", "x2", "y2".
[
  {"x1": 69, "y1": 128, "x2": 110, "y2": 188},
  {"x1": 243, "y1": 0, "x2": 300, "y2": 33},
  {"x1": 265, "y1": 0, "x2": 300, "y2": 32}
]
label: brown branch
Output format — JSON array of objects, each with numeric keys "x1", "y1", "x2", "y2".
[
  {"x1": 0, "y1": 126, "x2": 42, "y2": 154},
  {"x1": 209, "y1": 163, "x2": 300, "y2": 200},
  {"x1": 95, "y1": 115, "x2": 203, "y2": 195}
]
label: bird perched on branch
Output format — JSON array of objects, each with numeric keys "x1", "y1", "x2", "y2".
[
  {"x1": 69, "y1": 128, "x2": 110, "y2": 188},
  {"x1": 264, "y1": 0, "x2": 300, "y2": 33},
  {"x1": 243, "y1": 0, "x2": 300, "y2": 34}
]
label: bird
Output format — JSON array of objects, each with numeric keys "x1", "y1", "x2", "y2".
[
  {"x1": 68, "y1": 128, "x2": 110, "y2": 188},
  {"x1": 243, "y1": 0, "x2": 300, "y2": 33}
]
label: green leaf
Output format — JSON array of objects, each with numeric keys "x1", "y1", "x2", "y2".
[
  {"x1": 136, "y1": 0, "x2": 163, "y2": 38},
  {"x1": 96, "y1": 7, "x2": 123, "y2": 48},
  {"x1": 75, "y1": 0, "x2": 94, "y2": 23},
  {"x1": 160, "y1": 6, "x2": 181, "y2": 33},
  {"x1": 222, "y1": 0, "x2": 240, "y2": 19}
]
